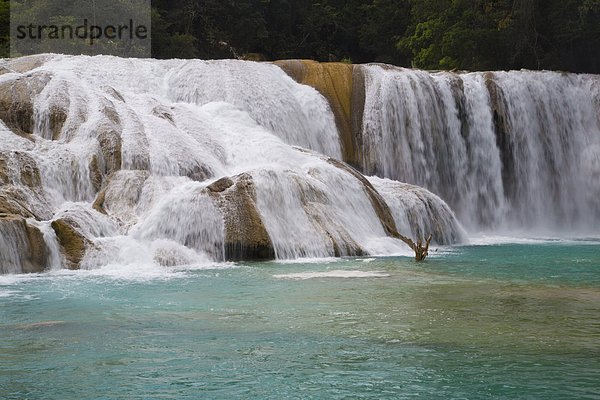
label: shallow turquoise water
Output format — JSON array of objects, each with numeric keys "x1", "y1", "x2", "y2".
[{"x1": 1, "y1": 242, "x2": 599, "y2": 399}]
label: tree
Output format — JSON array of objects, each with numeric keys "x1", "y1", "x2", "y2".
[{"x1": 0, "y1": 0, "x2": 9, "y2": 58}]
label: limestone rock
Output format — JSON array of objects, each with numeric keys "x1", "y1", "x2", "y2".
[
  {"x1": 92, "y1": 170, "x2": 150, "y2": 226},
  {"x1": 0, "y1": 72, "x2": 52, "y2": 137},
  {"x1": 182, "y1": 163, "x2": 212, "y2": 182},
  {"x1": 0, "y1": 214, "x2": 49, "y2": 274},
  {"x1": 1, "y1": 55, "x2": 50, "y2": 74},
  {"x1": 89, "y1": 101, "x2": 123, "y2": 191},
  {"x1": 275, "y1": 60, "x2": 366, "y2": 168},
  {"x1": 0, "y1": 151, "x2": 42, "y2": 188},
  {"x1": 51, "y1": 218, "x2": 92, "y2": 270},
  {"x1": 484, "y1": 72, "x2": 516, "y2": 200},
  {"x1": 207, "y1": 174, "x2": 274, "y2": 261},
  {"x1": 0, "y1": 185, "x2": 53, "y2": 220}
]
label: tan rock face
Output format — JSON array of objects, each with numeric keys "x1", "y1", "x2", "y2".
[
  {"x1": 0, "y1": 214, "x2": 49, "y2": 274},
  {"x1": 0, "y1": 187, "x2": 36, "y2": 219},
  {"x1": 92, "y1": 170, "x2": 150, "y2": 224},
  {"x1": 1, "y1": 55, "x2": 50, "y2": 75},
  {"x1": 0, "y1": 72, "x2": 52, "y2": 138},
  {"x1": 0, "y1": 151, "x2": 53, "y2": 221},
  {"x1": 275, "y1": 60, "x2": 367, "y2": 168},
  {"x1": 51, "y1": 218, "x2": 91, "y2": 270},
  {"x1": 0, "y1": 151, "x2": 42, "y2": 188},
  {"x1": 207, "y1": 174, "x2": 274, "y2": 261}
]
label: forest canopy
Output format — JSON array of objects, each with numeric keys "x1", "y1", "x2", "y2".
[{"x1": 1, "y1": 0, "x2": 599, "y2": 73}]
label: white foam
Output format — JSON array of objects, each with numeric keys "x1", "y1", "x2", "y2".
[
  {"x1": 274, "y1": 257, "x2": 340, "y2": 265},
  {"x1": 467, "y1": 234, "x2": 600, "y2": 246},
  {"x1": 273, "y1": 270, "x2": 390, "y2": 280}
]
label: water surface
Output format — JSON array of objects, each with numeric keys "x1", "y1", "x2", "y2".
[{"x1": 1, "y1": 242, "x2": 599, "y2": 399}]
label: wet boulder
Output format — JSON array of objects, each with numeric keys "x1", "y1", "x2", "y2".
[{"x1": 0, "y1": 214, "x2": 49, "y2": 274}]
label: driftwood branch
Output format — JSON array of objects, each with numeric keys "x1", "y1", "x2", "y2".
[{"x1": 396, "y1": 233, "x2": 433, "y2": 262}]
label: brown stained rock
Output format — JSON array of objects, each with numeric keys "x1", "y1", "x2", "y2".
[
  {"x1": 92, "y1": 189, "x2": 107, "y2": 214},
  {"x1": 350, "y1": 66, "x2": 367, "y2": 168},
  {"x1": 326, "y1": 157, "x2": 399, "y2": 238},
  {"x1": 91, "y1": 170, "x2": 150, "y2": 222},
  {"x1": 87, "y1": 101, "x2": 124, "y2": 192},
  {"x1": 208, "y1": 177, "x2": 234, "y2": 193},
  {"x1": 0, "y1": 72, "x2": 52, "y2": 138},
  {"x1": 273, "y1": 60, "x2": 306, "y2": 82},
  {"x1": 325, "y1": 155, "x2": 435, "y2": 261},
  {"x1": 24, "y1": 222, "x2": 50, "y2": 273},
  {"x1": 274, "y1": 60, "x2": 366, "y2": 168},
  {"x1": 0, "y1": 155, "x2": 8, "y2": 185},
  {"x1": 0, "y1": 151, "x2": 51, "y2": 221},
  {"x1": 48, "y1": 104, "x2": 68, "y2": 140},
  {"x1": 4, "y1": 55, "x2": 49, "y2": 74},
  {"x1": 0, "y1": 151, "x2": 42, "y2": 189},
  {"x1": 15, "y1": 152, "x2": 41, "y2": 188},
  {"x1": 207, "y1": 174, "x2": 274, "y2": 261},
  {"x1": 51, "y1": 218, "x2": 91, "y2": 270},
  {"x1": 0, "y1": 183, "x2": 54, "y2": 221},
  {"x1": 89, "y1": 155, "x2": 103, "y2": 193},
  {"x1": 97, "y1": 101, "x2": 123, "y2": 178},
  {"x1": 0, "y1": 214, "x2": 49, "y2": 273},
  {"x1": 182, "y1": 163, "x2": 212, "y2": 182},
  {"x1": 98, "y1": 128, "x2": 123, "y2": 174}
]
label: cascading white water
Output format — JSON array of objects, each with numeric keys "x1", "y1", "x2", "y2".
[
  {"x1": 167, "y1": 60, "x2": 342, "y2": 159},
  {"x1": 29, "y1": 220, "x2": 62, "y2": 271},
  {"x1": 368, "y1": 176, "x2": 466, "y2": 245},
  {"x1": 360, "y1": 65, "x2": 600, "y2": 233},
  {"x1": 253, "y1": 166, "x2": 408, "y2": 259},
  {"x1": 3, "y1": 54, "x2": 462, "y2": 273},
  {"x1": 490, "y1": 71, "x2": 600, "y2": 232},
  {"x1": 0, "y1": 218, "x2": 30, "y2": 274},
  {"x1": 3, "y1": 54, "x2": 598, "y2": 274}
]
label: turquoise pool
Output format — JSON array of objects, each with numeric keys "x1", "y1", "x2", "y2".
[{"x1": 1, "y1": 242, "x2": 599, "y2": 399}]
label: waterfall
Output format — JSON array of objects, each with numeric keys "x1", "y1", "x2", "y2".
[
  {"x1": 1, "y1": 54, "x2": 461, "y2": 273},
  {"x1": 360, "y1": 65, "x2": 600, "y2": 233},
  {"x1": 368, "y1": 177, "x2": 466, "y2": 245},
  {"x1": 4, "y1": 54, "x2": 595, "y2": 274}
]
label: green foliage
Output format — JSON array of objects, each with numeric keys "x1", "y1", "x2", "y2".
[
  {"x1": 400, "y1": 0, "x2": 600, "y2": 72},
  {"x1": 0, "y1": 0, "x2": 597, "y2": 73},
  {"x1": 0, "y1": 0, "x2": 9, "y2": 58}
]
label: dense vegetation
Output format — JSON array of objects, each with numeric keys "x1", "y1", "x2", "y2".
[{"x1": 2, "y1": 0, "x2": 599, "y2": 73}]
